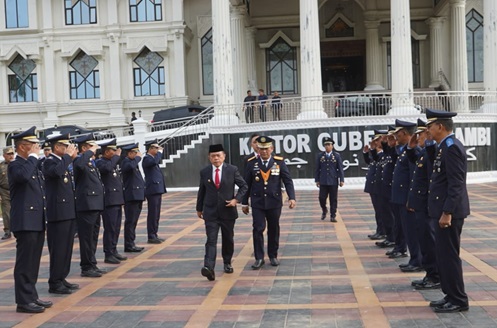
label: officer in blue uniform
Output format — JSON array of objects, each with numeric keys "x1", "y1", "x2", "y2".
[
  {"x1": 242, "y1": 136, "x2": 296, "y2": 269},
  {"x1": 143, "y1": 139, "x2": 167, "y2": 244},
  {"x1": 314, "y1": 137, "x2": 344, "y2": 222},
  {"x1": 73, "y1": 134, "x2": 105, "y2": 278},
  {"x1": 43, "y1": 134, "x2": 79, "y2": 295},
  {"x1": 121, "y1": 143, "x2": 145, "y2": 253},
  {"x1": 96, "y1": 139, "x2": 127, "y2": 264},
  {"x1": 426, "y1": 109, "x2": 470, "y2": 313},
  {"x1": 9, "y1": 126, "x2": 52, "y2": 313}
]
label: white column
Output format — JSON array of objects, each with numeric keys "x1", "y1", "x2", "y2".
[
  {"x1": 231, "y1": 5, "x2": 248, "y2": 107},
  {"x1": 364, "y1": 20, "x2": 384, "y2": 90},
  {"x1": 450, "y1": 0, "x2": 469, "y2": 112},
  {"x1": 426, "y1": 17, "x2": 446, "y2": 88},
  {"x1": 245, "y1": 27, "x2": 258, "y2": 92},
  {"x1": 211, "y1": 0, "x2": 238, "y2": 125},
  {"x1": 41, "y1": 0, "x2": 58, "y2": 127},
  {"x1": 298, "y1": 0, "x2": 327, "y2": 119},
  {"x1": 172, "y1": 0, "x2": 186, "y2": 98},
  {"x1": 107, "y1": 0, "x2": 118, "y2": 25},
  {"x1": 482, "y1": 0, "x2": 497, "y2": 112},
  {"x1": 389, "y1": 0, "x2": 417, "y2": 115}
]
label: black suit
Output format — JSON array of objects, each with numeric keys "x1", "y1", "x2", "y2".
[
  {"x1": 43, "y1": 154, "x2": 77, "y2": 289},
  {"x1": 142, "y1": 152, "x2": 167, "y2": 239},
  {"x1": 196, "y1": 163, "x2": 247, "y2": 269},
  {"x1": 121, "y1": 155, "x2": 145, "y2": 249},
  {"x1": 8, "y1": 155, "x2": 46, "y2": 305}
]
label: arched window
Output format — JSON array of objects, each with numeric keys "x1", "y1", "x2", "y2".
[
  {"x1": 466, "y1": 9, "x2": 483, "y2": 83},
  {"x1": 133, "y1": 47, "x2": 165, "y2": 96},
  {"x1": 129, "y1": 0, "x2": 162, "y2": 22},
  {"x1": 65, "y1": 0, "x2": 97, "y2": 25},
  {"x1": 8, "y1": 54, "x2": 37, "y2": 102},
  {"x1": 69, "y1": 51, "x2": 100, "y2": 99},
  {"x1": 201, "y1": 28, "x2": 213, "y2": 95},
  {"x1": 266, "y1": 37, "x2": 297, "y2": 94}
]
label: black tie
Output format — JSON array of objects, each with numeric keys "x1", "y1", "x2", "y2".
[{"x1": 263, "y1": 160, "x2": 268, "y2": 167}]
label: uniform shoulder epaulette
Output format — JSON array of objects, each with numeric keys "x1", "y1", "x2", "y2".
[
  {"x1": 445, "y1": 138, "x2": 454, "y2": 147},
  {"x1": 273, "y1": 155, "x2": 284, "y2": 161},
  {"x1": 247, "y1": 156, "x2": 257, "y2": 162}
]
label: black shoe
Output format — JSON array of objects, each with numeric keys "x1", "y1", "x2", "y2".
[
  {"x1": 124, "y1": 246, "x2": 144, "y2": 252},
  {"x1": 201, "y1": 266, "x2": 215, "y2": 281},
  {"x1": 49, "y1": 285, "x2": 72, "y2": 294},
  {"x1": 385, "y1": 249, "x2": 395, "y2": 256},
  {"x1": 16, "y1": 303, "x2": 45, "y2": 313},
  {"x1": 1, "y1": 232, "x2": 11, "y2": 240},
  {"x1": 400, "y1": 265, "x2": 423, "y2": 272},
  {"x1": 433, "y1": 302, "x2": 469, "y2": 313},
  {"x1": 147, "y1": 238, "x2": 162, "y2": 244},
  {"x1": 224, "y1": 263, "x2": 234, "y2": 274},
  {"x1": 376, "y1": 240, "x2": 395, "y2": 248},
  {"x1": 429, "y1": 298, "x2": 448, "y2": 308},
  {"x1": 398, "y1": 263, "x2": 409, "y2": 268},
  {"x1": 114, "y1": 253, "x2": 128, "y2": 261},
  {"x1": 270, "y1": 258, "x2": 280, "y2": 266},
  {"x1": 63, "y1": 280, "x2": 80, "y2": 290},
  {"x1": 156, "y1": 237, "x2": 165, "y2": 242},
  {"x1": 251, "y1": 259, "x2": 265, "y2": 270},
  {"x1": 81, "y1": 269, "x2": 102, "y2": 278},
  {"x1": 94, "y1": 267, "x2": 108, "y2": 274},
  {"x1": 370, "y1": 234, "x2": 385, "y2": 240},
  {"x1": 320, "y1": 212, "x2": 327, "y2": 220},
  {"x1": 415, "y1": 280, "x2": 441, "y2": 290},
  {"x1": 411, "y1": 277, "x2": 426, "y2": 286},
  {"x1": 388, "y1": 251, "x2": 408, "y2": 259},
  {"x1": 330, "y1": 215, "x2": 337, "y2": 222},
  {"x1": 104, "y1": 255, "x2": 121, "y2": 264},
  {"x1": 367, "y1": 232, "x2": 376, "y2": 239},
  {"x1": 34, "y1": 299, "x2": 53, "y2": 308}
]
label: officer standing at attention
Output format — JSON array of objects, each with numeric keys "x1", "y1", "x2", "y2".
[
  {"x1": 96, "y1": 139, "x2": 127, "y2": 264},
  {"x1": 143, "y1": 139, "x2": 167, "y2": 244},
  {"x1": 196, "y1": 144, "x2": 248, "y2": 281},
  {"x1": 121, "y1": 143, "x2": 145, "y2": 253},
  {"x1": 314, "y1": 137, "x2": 344, "y2": 222},
  {"x1": 0, "y1": 147, "x2": 14, "y2": 240},
  {"x1": 9, "y1": 126, "x2": 52, "y2": 313},
  {"x1": 242, "y1": 136, "x2": 296, "y2": 269},
  {"x1": 73, "y1": 134, "x2": 106, "y2": 278},
  {"x1": 425, "y1": 108, "x2": 470, "y2": 313},
  {"x1": 43, "y1": 134, "x2": 80, "y2": 295}
]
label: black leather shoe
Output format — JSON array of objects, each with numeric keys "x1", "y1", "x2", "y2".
[
  {"x1": 411, "y1": 278, "x2": 426, "y2": 286},
  {"x1": 270, "y1": 258, "x2": 280, "y2": 266},
  {"x1": 147, "y1": 238, "x2": 162, "y2": 244},
  {"x1": 34, "y1": 299, "x2": 53, "y2": 308},
  {"x1": 400, "y1": 265, "x2": 423, "y2": 272},
  {"x1": 370, "y1": 234, "x2": 385, "y2": 240},
  {"x1": 376, "y1": 240, "x2": 395, "y2": 248},
  {"x1": 433, "y1": 302, "x2": 469, "y2": 313},
  {"x1": 49, "y1": 285, "x2": 72, "y2": 294},
  {"x1": 398, "y1": 263, "x2": 409, "y2": 268},
  {"x1": 124, "y1": 246, "x2": 144, "y2": 252},
  {"x1": 385, "y1": 249, "x2": 395, "y2": 256},
  {"x1": 16, "y1": 303, "x2": 45, "y2": 313},
  {"x1": 63, "y1": 280, "x2": 80, "y2": 290},
  {"x1": 81, "y1": 269, "x2": 102, "y2": 278},
  {"x1": 94, "y1": 267, "x2": 108, "y2": 274},
  {"x1": 429, "y1": 298, "x2": 448, "y2": 307},
  {"x1": 320, "y1": 212, "x2": 326, "y2": 220},
  {"x1": 251, "y1": 259, "x2": 265, "y2": 270},
  {"x1": 415, "y1": 280, "x2": 441, "y2": 290},
  {"x1": 388, "y1": 251, "x2": 408, "y2": 259},
  {"x1": 224, "y1": 263, "x2": 234, "y2": 274},
  {"x1": 330, "y1": 215, "x2": 337, "y2": 222},
  {"x1": 201, "y1": 266, "x2": 215, "y2": 281},
  {"x1": 156, "y1": 237, "x2": 165, "y2": 242},
  {"x1": 114, "y1": 253, "x2": 128, "y2": 261},
  {"x1": 1, "y1": 232, "x2": 11, "y2": 240},
  {"x1": 104, "y1": 255, "x2": 121, "y2": 264}
]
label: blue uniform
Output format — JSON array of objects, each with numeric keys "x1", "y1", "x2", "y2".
[
  {"x1": 142, "y1": 152, "x2": 167, "y2": 240},
  {"x1": 378, "y1": 148, "x2": 396, "y2": 244},
  {"x1": 363, "y1": 150, "x2": 383, "y2": 236},
  {"x1": 314, "y1": 150, "x2": 344, "y2": 218},
  {"x1": 121, "y1": 155, "x2": 145, "y2": 249}
]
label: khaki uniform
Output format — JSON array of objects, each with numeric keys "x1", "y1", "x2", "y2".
[{"x1": 0, "y1": 161, "x2": 11, "y2": 233}]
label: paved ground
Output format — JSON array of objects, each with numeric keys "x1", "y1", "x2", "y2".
[{"x1": 1, "y1": 183, "x2": 497, "y2": 327}]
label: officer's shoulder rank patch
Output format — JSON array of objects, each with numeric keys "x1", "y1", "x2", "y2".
[
  {"x1": 273, "y1": 155, "x2": 284, "y2": 161},
  {"x1": 247, "y1": 156, "x2": 257, "y2": 162},
  {"x1": 446, "y1": 138, "x2": 454, "y2": 147}
]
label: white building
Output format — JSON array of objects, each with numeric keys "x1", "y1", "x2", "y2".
[{"x1": 0, "y1": 0, "x2": 494, "y2": 145}]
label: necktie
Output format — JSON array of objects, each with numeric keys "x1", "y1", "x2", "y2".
[
  {"x1": 215, "y1": 168, "x2": 220, "y2": 189},
  {"x1": 263, "y1": 160, "x2": 268, "y2": 167}
]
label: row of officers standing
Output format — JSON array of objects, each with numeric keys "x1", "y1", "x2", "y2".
[
  {"x1": 363, "y1": 109, "x2": 470, "y2": 313},
  {"x1": 6, "y1": 127, "x2": 166, "y2": 313}
]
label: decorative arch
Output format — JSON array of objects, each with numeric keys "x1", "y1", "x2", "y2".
[
  {"x1": 259, "y1": 31, "x2": 299, "y2": 49},
  {"x1": 319, "y1": 0, "x2": 365, "y2": 11},
  {"x1": 324, "y1": 12, "x2": 355, "y2": 38}
]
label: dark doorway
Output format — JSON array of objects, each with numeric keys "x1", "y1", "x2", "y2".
[{"x1": 322, "y1": 56, "x2": 365, "y2": 92}]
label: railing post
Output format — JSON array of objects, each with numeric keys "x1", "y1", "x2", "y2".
[{"x1": 132, "y1": 117, "x2": 148, "y2": 153}]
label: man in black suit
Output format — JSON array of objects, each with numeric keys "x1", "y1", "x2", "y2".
[
  {"x1": 73, "y1": 134, "x2": 105, "y2": 278},
  {"x1": 96, "y1": 139, "x2": 127, "y2": 264},
  {"x1": 43, "y1": 134, "x2": 79, "y2": 295},
  {"x1": 121, "y1": 143, "x2": 145, "y2": 253},
  {"x1": 196, "y1": 144, "x2": 248, "y2": 281},
  {"x1": 143, "y1": 139, "x2": 167, "y2": 244},
  {"x1": 9, "y1": 126, "x2": 52, "y2": 313},
  {"x1": 426, "y1": 109, "x2": 470, "y2": 313},
  {"x1": 242, "y1": 136, "x2": 296, "y2": 269}
]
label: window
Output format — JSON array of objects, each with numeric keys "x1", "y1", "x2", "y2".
[
  {"x1": 201, "y1": 29, "x2": 213, "y2": 95},
  {"x1": 266, "y1": 37, "x2": 298, "y2": 94},
  {"x1": 386, "y1": 38, "x2": 420, "y2": 89},
  {"x1": 65, "y1": 0, "x2": 97, "y2": 25},
  {"x1": 5, "y1": 0, "x2": 28, "y2": 28},
  {"x1": 8, "y1": 54, "x2": 37, "y2": 102},
  {"x1": 69, "y1": 51, "x2": 100, "y2": 99},
  {"x1": 466, "y1": 9, "x2": 484, "y2": 83},
  {"x1": 129, "y1": 0, "x2": 162, "y2": 22},
  {"x1": 133, "y1": 48, "x2": 164, "y2": 96}
]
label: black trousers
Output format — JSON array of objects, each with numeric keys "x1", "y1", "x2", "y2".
[
  {"x1": 391, "y1": 203, "x2": 406, "y2": 253},
  {"x1": 102, "y1": 205, "x2": 122, "y2": 256},
  {"x1": 369, "y1": 193, "x2": 384, "y2": 235},
  {"x1": 319, "y1": 184, "x2": 338, "y2": 217},
  {"x1": 76, "y1": 210, "x2": 101, "y2": 271},
  {"x1": 124, "y1": 201, "x2": 143, "y2": 249},
  {"x1": 146, "y1": 194, "x2": 162, "y2": 239},
  {"x1": 400, "y1": 206, "x2": 421, "y2": 267},
  {"x1": 434, "y1": 218, "x2": 468, "y2": 307},
  {"x1": 258, "y1": 105, "x2": 267, "y2": 122},
  {"x1": 378, "y1": 194, "x2": 394, "y2": 242},
  {"x1": 252, "y1": 207, "x2": 282, "y2": 260},
  {"x1": 13, "y1": 231, "x2": 44, "y2": 304},
  {"x1": 204, "y1": 218, "x2": 235, "y2": 269},
  {"x1": 47, "y1": 220, "x2": 76, "y2": 288},
  {"x1": 415, "y1": 210, "x2": 438, "y2": 280},
  {"x1": 245, "y1": 106, "x2": 254, "y2": 123}
]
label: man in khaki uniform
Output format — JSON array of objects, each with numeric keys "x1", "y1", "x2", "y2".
[{"x1": 0, "y1": 147, "x2": 14, "y2": 240}]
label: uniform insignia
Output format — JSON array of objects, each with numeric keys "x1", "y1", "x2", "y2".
[
  {"x1": 446, "y1": 138, "x2": 454, "y2": 147},
  {"x1": 255, "y1": 176, "x2": 260, "y2": 182},
  {"x1": 273, "y1": 155, "x2": 283, "y2": 160},
  {"x1": 247, "y1": 156, "x2": 256, "y2": 162},
  {"x1": 260, "y1": 137, "x2": 266, "y2": 142}
]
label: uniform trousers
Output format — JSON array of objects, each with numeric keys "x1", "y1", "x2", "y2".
[
  {"x1": 0, "y1": 188, "x2": 10, "y2": 232},
  {"x1": 124, "y1": 201, "x2": 143, "y2": 249},
  {"x1": 318, "y1": 185, "x2": 338, "y2": 217},
  {"x1": 204, "y1": 218, "x2": 235, "y2": 269},
  {"x1": 47, "y1": 220, "x2": 76, "y2": 288},
  {"x1": 102, "y1": 205, "x2": 122, "y2": 256},
  {"x1": 415, "y1": 211, "x2": 439, "y2": 280},
  {"x1": 391, "y1": 203, "x2": 407, "y2": 253},
  {"x1": 369, "y1": 193, "x2": 384, "y2": 235},
  {"x1": 252, "y1": 207, "x2": 282, "y2": 260},
  {"x1": 400, "y1": 206, "x2": 421, "y2": 267},
  {"x1": 434, "y1": 218, "x2": 468, "y2": 307},
  {"x1": 146, "y1": 194, "x2": 162, "y2": 239},
  {"x1": 377, "y1": 193, "x2": 394, "y2": 242},
  {"x1": 13, "y1": 231, "x2": 44, "y2": 304},
  {"x1": 76, "y1": 210, "x2": 101, "y2": 271}
]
